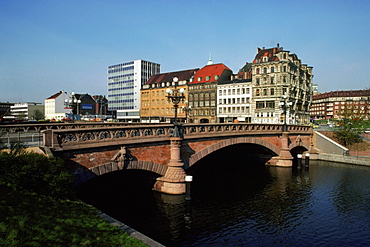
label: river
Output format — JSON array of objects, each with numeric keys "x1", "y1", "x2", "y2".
[{"x1": 76, "y1": 159, "x2": 370, "y2": 246}]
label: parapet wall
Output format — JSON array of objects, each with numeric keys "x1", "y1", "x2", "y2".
[{"x1": 313, "y1": 131, "x2": 349, "y2": 156}]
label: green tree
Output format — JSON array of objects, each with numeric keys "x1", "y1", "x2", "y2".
[
  {"x1": 334, "y1": 119, "x2": 365, "y2": 147},
  {"x1": 32, "y1": 109, "x2": 44, "y2": 120}
]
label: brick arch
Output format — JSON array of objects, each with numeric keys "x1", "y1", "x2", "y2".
[
  {"x1": 188, "y1": 137, "x2": 281, "y2": 167},
  {"x1": 289, "y1": 141, "x2": 310, "y2": 151},
  {"x1": 73, "y1": 160, "x2": 168, "y2": 186}
]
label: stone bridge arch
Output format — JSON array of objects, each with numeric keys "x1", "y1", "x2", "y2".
[
  {"x1": 288, "y1": 137, "x2": 310, "y2": 151},
  {"x1": 74, "y1": 160, "x2": 168, "y2": 186},
  {"x1": 188, "y1": 137, "x2": 281, "y2": 167}
]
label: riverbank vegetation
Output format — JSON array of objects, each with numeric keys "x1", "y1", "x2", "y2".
[{"x1": 0, "y1": 142, "x2": 146, "y2": 246}]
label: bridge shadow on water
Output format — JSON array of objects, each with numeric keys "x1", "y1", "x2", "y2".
[
  {"x1": 75, "y1": 143, "x2": 286, "y2": 246},
  {"x1": 186, "y1": 143, "x2": 275, "y2": 203}
]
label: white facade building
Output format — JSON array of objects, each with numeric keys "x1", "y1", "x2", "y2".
[
  {"x1": 108, "y1": 60, "x2": 160, "y2": 122},
  {"x1": 217, "y1": 79, "x2": 253, "y2": 123},
  {"x1": 44, "y1": 91, "x2": 70, "y2": 121},
  {"x1": 10, "y1": 102, "x2": 44, "y2": 120}
]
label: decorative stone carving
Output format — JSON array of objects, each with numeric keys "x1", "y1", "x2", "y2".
[{"x1": 111, "y1": 146, "x2": 134, "y2": 169}]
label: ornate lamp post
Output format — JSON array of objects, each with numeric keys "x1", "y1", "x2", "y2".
[
  {"x1": 64, "y1": 92, "x2": 81, "y2": 122},
  {"x1": 153, "y1": 77, "x2": 188, "y2": 194},
  {"x1": 166, "y1": 77, "x2": 186, "y2": 125},
  {"x1": 279, "y1": 94, "x2": 293, "y2": 132}
]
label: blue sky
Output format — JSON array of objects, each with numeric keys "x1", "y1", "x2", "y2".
[{"x1": 1, "y1": 0, "x2": 369, "y2": 103}]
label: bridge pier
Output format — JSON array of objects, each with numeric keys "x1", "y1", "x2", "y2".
[
  {"x1": 153, "y1": 136, "x2": 186, "y2": 194},
  {"x1": 271, "y1": 132, "x2": 293, "y2": 167}
]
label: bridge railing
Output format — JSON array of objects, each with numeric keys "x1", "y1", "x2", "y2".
[
  {"x1": 0, "y1": 122, "x2": 153, "y2": 133},
  {"x1": 42, "y1": 123, "x2": 312, "y2": 151}
]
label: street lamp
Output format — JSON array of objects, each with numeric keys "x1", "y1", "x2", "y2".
[
  {"x1": 279, "y1": 94, "x2": 293, "y2": 132},
  {"x1": 166, "y1": 77, "x2": 186, "y2": 125},
  {"x1": 64, "y1": 92, "x2": 81, "y2": 122}
]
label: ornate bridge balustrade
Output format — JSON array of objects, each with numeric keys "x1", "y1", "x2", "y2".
[
  {"x1": 43, "y1": 123, "x2": 311, "y2": 151},
  {"x1": 41, "y1": 123, "x2": 313, "y2": 195}
]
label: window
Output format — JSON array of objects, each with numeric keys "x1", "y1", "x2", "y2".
[
  {"x1": 271, "y1": 67, "x2": 275, "y2": 73},
  {"x1": 271, "y1": 77, "x2": 274, "y2": 84},
  {"x1": 256, "y1": 102, "x2": 265, "y2": 108},
  {"x1": 256, "y1": 78, "x2": 260, "y2": 85},
  {"x1": 263, "y1": 67, "x2": 267, "y2": 73},
  {"x1": 263, "y1": 89, "x2": 267, "y2": 96},
  {"x1": 256, "y1": 68, "x2": 260, "y2": 74},
  {"x1": 215, "y1": 75, "x2": 219, "y2": 80},
  {"x1": 271, "y1": 88, "x2": 275, "y2": 95},
  {"x1": 256, "y1": 89, "x2": 260, "y2": 96},
  {"x1": 206, "y1": 76, "x2": 210, "y2": 81},
  {"x1": 198, "y1": 77, "x2": 202, "y2": 81},
  {"x1": 266, "y1": 101, "x2": 275, "y2": 108}
]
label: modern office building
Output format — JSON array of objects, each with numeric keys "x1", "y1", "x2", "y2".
[
  {"x1": 108, "y1": 60, "x2": 160, "y2": 122},
  {"x1": 310, "y1": 90, "x2": 370, "y2": 120},
  {"x1": 239, "y1": 44, "x2": 313, "y2": 124},
  {"x1": 10, "y1": 102, "x2": 44, "y2": 121}
]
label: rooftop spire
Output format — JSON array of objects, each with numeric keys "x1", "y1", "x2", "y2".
[{"x1": 207, "y1": 52, "x2": 213, "y2": 65}]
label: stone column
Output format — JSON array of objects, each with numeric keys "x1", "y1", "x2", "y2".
[
  {"x1": 153, "y1": 136, "x2": 186, "y2": 194},
  {"x1": 275, "y1": 132, "x2": 293, "y2": 167}
]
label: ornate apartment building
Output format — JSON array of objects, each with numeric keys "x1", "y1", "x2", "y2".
[
  {"x1": 310, "y1": 90, "x2": 370, "y2": 120},
  {"x1": 238, "y1": 44, "x2": 313, "y2": 124},
  {"x1": 187, "y1": 62, "x2": 233, "y2": 123},
  {"x1": 141, "y1": 69, "x2": 198, "y2": 123}
]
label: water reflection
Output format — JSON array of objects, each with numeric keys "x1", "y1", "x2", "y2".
[{"x1": 76, "y1": 160, "x2": 370, "y2": 246}]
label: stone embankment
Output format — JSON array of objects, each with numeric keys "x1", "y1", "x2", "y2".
[{"x1": 315, "y1": 131, "x2": 370, "y2": 167}]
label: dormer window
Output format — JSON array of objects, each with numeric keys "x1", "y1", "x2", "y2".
[
  {"x1": 198, "y1": 77, "x2": 202, "y2": 81},
  {"x1": 206, "y1": 76, "x2": 211, "y2": 81},
  {"x1": 263, "y1": 57, "x2": 268, "y2": 62},
  {"x1": 214, "y1": 75, "x2": 219, "y2": 80}
]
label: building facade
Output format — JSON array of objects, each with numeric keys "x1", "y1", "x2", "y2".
[
  {"x1": 45, "y1": 91, "x2": 70, "y2": 121},
  {"x1": 108, "y1": 60, "x2": 160, "y2": 122},
  {"x1": 241, "y1": 44, "x2": 313, "y2": 124},
  {"x1": 217, "y1": 79, "x2": 253, "y2": 123},
  {"x1": 310, "y1": 90, "x2": 370, "y2": 120},
  {"x1": 45, "y1": 91, "x2": 100, "y2": 121},
  {"x1": 10, "y1": 102, "x2": 44, "y2": 121},
  {"x1": 141, "y1": 69, "x2": 198, "y2": 123},
  {"x1": 188, "y1": 63, "x2": 233, "y2": 123}
]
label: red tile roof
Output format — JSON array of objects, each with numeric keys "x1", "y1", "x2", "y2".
[
  {"x1": 46, "y1": 91, "x2": 64, "y2": 100},
  {"x1": 145, "y1": 69, "x2": 199, "y2": 85},
  {"x1": 188, "y1": 63, "x2": 232, "y2": 84}
]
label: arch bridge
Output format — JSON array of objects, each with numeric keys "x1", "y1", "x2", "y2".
[{"x1": 42, "y1": 123, "x2": 313, "y2": 194}]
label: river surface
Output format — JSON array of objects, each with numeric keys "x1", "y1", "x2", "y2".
[{"x1": 76, "y1": 160, "x2": 370, "y2": 246}]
